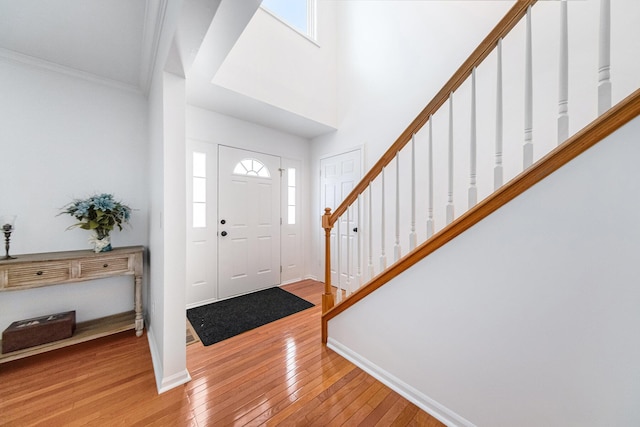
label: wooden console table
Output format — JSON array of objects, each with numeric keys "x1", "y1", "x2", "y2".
[{"x1": 0, "y1": 245, "x2": 144, "y2": 364}]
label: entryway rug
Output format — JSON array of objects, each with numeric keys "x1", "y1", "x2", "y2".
[
  {"x1": 186, "y1": 319, "x2": 200, "y2": 346},
  {"x1": 186, "y1": 287, "x2": 315, "y2": 346}
]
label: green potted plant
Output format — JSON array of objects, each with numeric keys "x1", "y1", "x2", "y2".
[{"x1": 60, "y1": 193, "x2": 131, "y2": 252}]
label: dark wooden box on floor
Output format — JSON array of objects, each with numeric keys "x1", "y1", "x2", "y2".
[{"x1": 2, "y1": 311, "x2": 76, "y2": 353}]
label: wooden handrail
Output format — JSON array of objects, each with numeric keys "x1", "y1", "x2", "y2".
[
  {"x1": 327, "y1": 0, "x2": 537, "y2": 227},
  {"x1": 322, "y1": 88, "x2": 640, "y2": 343}
]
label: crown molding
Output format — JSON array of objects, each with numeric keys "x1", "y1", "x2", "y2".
[
  {"x1": 0, "y1": 47, "x2": 143, "y2": 95},
  {"x1": 140, "y1": 0, "x2": 169, "y2": 94}
]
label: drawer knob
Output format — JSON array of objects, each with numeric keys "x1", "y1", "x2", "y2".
[
  {"x1": 103, "y1": 264, "x2": 109, "y2": 268},
  {"x1": 36, "y1": 271, "x2": 43, "y2": 276}
]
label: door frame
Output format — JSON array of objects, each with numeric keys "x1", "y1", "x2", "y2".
[{"x1": 186, "y1": 142, "x2": 307, "y2": 308}]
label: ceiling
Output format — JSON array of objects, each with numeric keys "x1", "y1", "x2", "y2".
[
  {"x1": 0, "y1": 0, "x2": 160, "y2": 92},
  {"x1": 0, "y1": 0, "x2": 333, "y2": 139}
]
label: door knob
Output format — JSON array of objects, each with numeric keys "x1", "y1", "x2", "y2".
[
  {"x1": 221, "y1": 231, "x2": 228, "y2": 237},
  {"x1": 353, "y1": 227, "x2": 358, "y2": 232}
]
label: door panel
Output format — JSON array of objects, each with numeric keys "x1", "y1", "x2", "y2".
[{"x1": 218, "y1": 146, "x2": 281, "y2": 299}]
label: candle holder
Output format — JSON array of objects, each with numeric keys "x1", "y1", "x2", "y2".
[{"x1": 1, "y1": 215, "x2": 16, "y2": 260}]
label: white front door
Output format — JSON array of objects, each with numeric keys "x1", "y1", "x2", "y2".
[
  {"x1": 218, "y1": 146, "x2": 281, "y2": 299},
  {"x1": 320, "y1": 149, "x2": 362, "y2": 291}
]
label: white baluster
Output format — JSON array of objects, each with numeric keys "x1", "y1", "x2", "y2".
[
  {"x1": 368, "y1": 184, "x2": 375, "y2": 279},
  {"x1": 558, "y1": 0, "x2": 569, "y2": 144},
  {"x1": 380, "y1": 168, "x2": 387, "y2": 271},
  {"x1": 446, "y1": 93, "x2": 455, "y2": 225},
  {"x1": 598, "y1": 0, "x2": 611, "y2": 115},
  {"x1": 469, "y1": 67, "x2": 478, "y2": 208},
  {"x1": 356, "y1": 193, "x2": 362, "y2": 287},
  {"x1": 427, "y1": 116, "x2": 434, "y2": 238},
  {"x1": 394, "y1": 152, "x2": 401, "y2": 262},
  {"x1": 524, "y1": 6, "x2": 534, "y2": 169},
  {"x1": 346, "y1": 207, "x2": 351, "y2": 296},
  {"x1": 495, "y1": 38, "x2": 504, "y2": 190},
  {"x1": 410, "y1": 134, "x2": 417, "y2": 251},
  {"x1": 336, "y1": 216, "x2": 342, "y2": 303}
]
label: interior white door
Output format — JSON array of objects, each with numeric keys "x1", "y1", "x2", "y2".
[
  {"x1": 218, "y1": 146, "x2": 281, "y2": 299},
  {"x1": 320, "y1": 149, "x2": 362, "y2": 290}
]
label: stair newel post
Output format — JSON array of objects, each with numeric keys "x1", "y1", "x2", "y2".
[
  {"x1": 367, "y1": 184, "x2": 374, "y2": 279},
  {"x1": 380, "y1": 167, "x2": 387, "y2": 271},
  {"x1": 558, "y1": 0, "x2": 569, "y2": 144},
  {"x1": 524, "y1": 5, "x2": 534, "y2": 169},
  {"x1": 598, "y1": 0, "x2": 611, "y2": 115},
  {"x1": 394, "y1": 152, "x2": 402, "y2": 262},
  {"x1": 427, "y1": 116, "x2": 434, "y2": 238},
  {"x1": 409, "y1": 134, "x2": 417, "y2": 251},
  {"x1": 495, "y1": 38, "x2": 504, "y2": 190},
  {"x1": 322, "y1": 208, "x2": 334, "y2": 313},
  {"x1": 469, "y1": 67, "x2": 478, "y2": 208},
  {"x1": 446, "y1": 92, "x2": 455, "y2": 225}
]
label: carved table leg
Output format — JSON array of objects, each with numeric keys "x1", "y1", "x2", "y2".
[{"x1": 134, "y1": 274, "x2": 143, "y2": 336}]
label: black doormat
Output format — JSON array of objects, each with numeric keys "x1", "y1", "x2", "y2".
[{"x1": 186, "y1": 287, "x2": 315, "y2": 346}]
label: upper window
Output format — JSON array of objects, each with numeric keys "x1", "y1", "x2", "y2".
[
  {"x1": 233, "y1": 158, "x2": 271, "y2": 178},
  {"x1": 261, "y1": 0, "x2": 316, "y2": 40}
]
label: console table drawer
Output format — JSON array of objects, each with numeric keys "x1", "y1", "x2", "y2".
[
  {"x1": 79, "y1": 256, "x2": 131, "y2": 279},
  {"x1": 6, "y1": 262, "x2": 71, "y2": 288}
]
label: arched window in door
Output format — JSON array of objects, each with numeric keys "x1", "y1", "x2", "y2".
[{"x1": 233, "y1": 158, "x2": 271, "y2": 178}]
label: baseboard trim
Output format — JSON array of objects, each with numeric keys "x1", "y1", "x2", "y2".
[
  {"x1": 186, "y1": 297, "x2": 218, "y2": 310},
  {"x1": 146, "y1": 325, "x2": 164, "y2": 392},
  {"x1": 146, "y1": 326, "x2": 192, "y2": 394},
  {"x1": 281, "y1": 277, "x2": 304, "y2": 286},
  {"x1": 158, "y1": 369, "x2": 192, "y2": 394},
  {"x1": 327, "y1": 337, "x2": 475, "y2": 427}
]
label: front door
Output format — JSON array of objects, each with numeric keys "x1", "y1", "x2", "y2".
[{"x1": 218, "y1": 146, "x2": 281, "y2": 299}]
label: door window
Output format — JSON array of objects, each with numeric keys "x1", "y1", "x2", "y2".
[{"x1": 233, "y1": 159, "x2": 271, "y2": 178}]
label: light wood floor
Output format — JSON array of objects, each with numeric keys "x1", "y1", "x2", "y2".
[{"x1": 0, "y1": 280, "x2": 443, "y2": 426}]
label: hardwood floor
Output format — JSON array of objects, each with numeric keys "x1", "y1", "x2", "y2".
[{"x1": 0, "y1": 280, "x2": 443, "y2": 426}]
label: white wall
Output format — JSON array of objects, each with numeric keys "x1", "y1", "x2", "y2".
[
  {"x1": 185, "y1": 105, "x2": 313, "y2": 282},
  {"x1": 0, "y1": 59, "x2": 148, "y2": 332},
  {"x1": 147, "y1": 69, "x2": 191, "y2": 393},
  {"x1": 211, "y1": 1, "x2": 338, "y2": 128},
  {"x1": 147, "y1": 56, "x2": 166, "y2": 373},
  {"x1": 328, "y1": 117, "x2": 640, "y2": 426}
]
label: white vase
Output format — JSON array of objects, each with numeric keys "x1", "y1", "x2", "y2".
[{"x1": 89, "y1": 232, "x2": 112, "y2": 253}]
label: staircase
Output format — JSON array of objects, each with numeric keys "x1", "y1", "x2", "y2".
[{"x1": 320, "y1": 1, "x2": 640, "y2": 425}]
